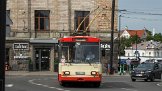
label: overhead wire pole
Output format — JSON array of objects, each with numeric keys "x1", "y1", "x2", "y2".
[
  {"x1": 118, "y1": 15, "x2": 121, "y2": 74},
  {"x1": 136, "y1": 31, "x2": 138, "y2": 60},
  {"x1": 109, "y1": 0, "x2": 115, "y2": 75},
  {"x1": 0, "y1": 0, "x2": 6, "y2": 91}
]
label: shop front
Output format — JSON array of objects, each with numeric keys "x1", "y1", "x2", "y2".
[{"x1": 30, "y1": 38, "x2": 58, "y2": 71}]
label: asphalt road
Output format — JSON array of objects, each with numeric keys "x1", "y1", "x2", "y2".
[{"x1": 5, "y1": 75, "x2": 162, "y2": 91}]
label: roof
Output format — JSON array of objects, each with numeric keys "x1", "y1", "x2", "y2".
[{"x1": 126, "y1": 30, "x2": 145, "y2": 38}]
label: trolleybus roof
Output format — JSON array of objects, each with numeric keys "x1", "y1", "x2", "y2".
[{"x1": 59, "y1": 36, "x2": 100, "y2": 42}]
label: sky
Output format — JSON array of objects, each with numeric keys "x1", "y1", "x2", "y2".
[{"x1": 119, "y1": 0, "x2": 162, "y2": 33}]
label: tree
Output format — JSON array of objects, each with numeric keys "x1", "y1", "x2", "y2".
[
  {"x1": 153, "y1": 33, "x2": 162, "y2": 42},
  {"x1": 119, "y1": 37, "x2": 127, "y2": 55},
  {"x1": 146, "y1": 30, "x2": 154, "y2": 41},
  {"x1": 146, "y1": 35, "x2": 154, "y2": 41},
  {"x1": 145, "y1": 29, "x2": 152, "y2": 36},
  {"x1": 130, "y1": 35, "x2": 141, "y2": 44},
  {"x1": 119, "y1": 35, "x2": 141, "y2": 56}
]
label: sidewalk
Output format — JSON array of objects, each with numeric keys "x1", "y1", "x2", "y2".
[
  {"x1": 5, "y1": 71, "x2": 130, "y2": 76},
  {"x1": 5, "y1": 71, "x2": 58, "y2": 76}
]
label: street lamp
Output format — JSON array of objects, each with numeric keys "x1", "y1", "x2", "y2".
[{"x1": 118, "y1": 9, "x2": 126, "y2": 74}]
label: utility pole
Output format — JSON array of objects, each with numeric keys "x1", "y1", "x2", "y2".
[
  {"x1": 0, "y1": 0, "x2": 6, "y2": 91},
  {"x1": 109, "y1": 0, "x2": 115, "y2": 75},
  {"x1": 118, "y1": 15, "x2": 121, "y2": 74},
  {"x1": 135, "y1": 31, "x2": 138, "y2": 60}
]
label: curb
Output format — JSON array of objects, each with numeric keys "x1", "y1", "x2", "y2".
[{"x1": 5, "y1": 71, "x2": 130, "y2": 76}]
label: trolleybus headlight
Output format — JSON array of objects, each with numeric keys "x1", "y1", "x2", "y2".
[
  {"x1": 64, "y1": 71, "x2": 70, "y2": 75},
  {"x1": 91, "y1": 71, "x2": 97, "y2": 75}
]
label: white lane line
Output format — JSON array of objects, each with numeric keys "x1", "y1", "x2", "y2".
[
  {"x1": 5, "y1": 84, "x2": 14, "y2": 88},
  {"x1": 121, "y1": 88, "x2": 138, "y2": 91},
  {"x1": 157, "y1": 83, "x2": 162, "y2": 87},
  {"x1": 42, "y1": 85, "x2": 49, "y2": 87},
  {"x1": 56, "y1": 88, "x2": 64, "y2": 90},
  {"x1": 28, "y1": 79, "x2": 70, "y2": 91},
  {"x1": 49, "y1": 87, "x2": 56, "y2": 89}
]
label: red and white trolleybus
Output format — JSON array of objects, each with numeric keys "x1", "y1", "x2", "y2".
[{"x1": 58, "y1": 35, "x2": 102, "y2": 87}]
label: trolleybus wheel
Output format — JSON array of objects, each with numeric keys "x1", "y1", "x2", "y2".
[
  {"x1": 94, "y1": 82, "x2": 100, "y2": 87},
  {"x1": 60, "y1": 82, "x2": 66, "y2": 86}
]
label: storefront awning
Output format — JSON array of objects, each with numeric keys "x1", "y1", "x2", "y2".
[{"x1": 30, "y1": 38, "x2": 58, "y2": 44}]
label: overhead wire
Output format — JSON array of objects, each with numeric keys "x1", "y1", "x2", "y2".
[{"x1": 119, "y1": 9, "x2": 162, "y2": 21}]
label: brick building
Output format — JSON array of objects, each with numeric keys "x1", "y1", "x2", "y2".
[{"x1": 6, "y1": 0, "x2": 118, "y2": 71}]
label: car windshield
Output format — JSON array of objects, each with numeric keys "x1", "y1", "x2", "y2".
[
  {"x1": 137, "y1": 63, "x2": 154, "y2": 69},
  {"x1": 60, "y1": 42, "x2": 100, "y2": 63}
]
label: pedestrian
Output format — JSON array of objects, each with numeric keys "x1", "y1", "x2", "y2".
[
  {"x1": 104, "y1": 63, "x2": 108, "y2": 75},
  {"x1": 107, "y1": 63, "x2": 110, "y2": 74}
]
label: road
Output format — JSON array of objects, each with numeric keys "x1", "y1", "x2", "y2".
[{"x1": 5, "y1": 75, "x2": 162, "y2": 91}]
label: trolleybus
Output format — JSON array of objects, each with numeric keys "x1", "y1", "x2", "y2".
[{"x1": 58, "y1": 35, "x2": 102, "y2": 87}]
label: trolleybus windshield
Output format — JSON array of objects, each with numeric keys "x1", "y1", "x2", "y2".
[{"x1": 60, "y1": 42, "x2": 100, "y2": 63}]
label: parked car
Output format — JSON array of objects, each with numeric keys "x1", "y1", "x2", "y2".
[{"x1": 130, "y1": 62, "x2": 162, "y2": 82}]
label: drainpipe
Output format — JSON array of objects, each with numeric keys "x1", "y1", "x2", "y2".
[
  {"x1": 68, "y1": 0, "x2": 72, "y2": 34},
  {"x1": 28, "y1": 0, "x2": 31, "y2": 38}
]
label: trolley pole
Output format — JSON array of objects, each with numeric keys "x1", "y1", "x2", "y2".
[
  {"x1": 109, "y1": 0, "x2": 115, "y2": 75},
  {"x1": 0, "y1": 0, "x2": 6, "y2": 91}
]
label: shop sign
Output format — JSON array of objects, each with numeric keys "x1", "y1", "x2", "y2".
[
  {"x1": 13, "y1": 43, "x2": 29, "y2": 50},
  {"x1": 100, "y1": 43, "x2": 110, "y2": 49},
  {"x1": 14, "y1": 56, "x2": 29, "y2": 59}
]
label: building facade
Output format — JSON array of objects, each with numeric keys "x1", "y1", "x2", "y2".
[
  {"x1": 6, "y1": 0, "x2": 118, "y2": 71},
  {"x1": 124, "y1": 40, "x2": 162, "y2": 63}
]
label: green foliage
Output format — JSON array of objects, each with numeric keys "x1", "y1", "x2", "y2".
[
  {"x1": 146, "y1": 29, "x2": 152, "y2": 36},
  {"x1": 153, "y1": 33, "x2": 162, "y2": 42},
  {"x1": 146, "y1": 35, "x2": 154, "y2": 41},
  {"x1": 119, "y1": 35, "x2": 141, "y2": 56}
]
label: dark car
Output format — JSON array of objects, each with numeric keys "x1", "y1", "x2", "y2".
[{"x1": 131, "y1": 62, "x2": 162, "y2": 82}]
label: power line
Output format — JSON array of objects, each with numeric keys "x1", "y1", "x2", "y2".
[
  {"x1": 119, "y1": 10, "x2": 162, "y2": 16},
  {"x1": 121, "y1": 15, "x2": 162, "y2": 21}
]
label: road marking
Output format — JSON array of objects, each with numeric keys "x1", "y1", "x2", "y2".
[
  {"x1": 121, "y1": 88, "x2": 138, "y2": 91},
  {"x1": 157, "y1": 83, "x2": 162, "y2": 87},
  {"x1": 42, "y1": 85, "x2": 49, "y2": 87},
  {"x1": 28, "y1": 79, "x2": 70, "y2": 91},
  {"x1": 49, "y1": 87, "x2": 56, "y2": 89},
  {"x1": 5, "y1": 84, "x2": 14, "y2": 88},
  {"x1": 56, "y1": 88, "x2": 64, "y2": 90}
]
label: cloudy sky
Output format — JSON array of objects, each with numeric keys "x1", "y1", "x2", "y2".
[{"x1": 119, "y1": 0, "x2": 162, "y2": 33}]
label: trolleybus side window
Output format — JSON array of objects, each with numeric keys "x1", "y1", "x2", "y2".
[{"x1": 61, "y1": 46, "x2": 69, "y2": 62}]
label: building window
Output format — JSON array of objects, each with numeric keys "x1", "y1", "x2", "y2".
[
  {"x1": 35, "y1": 10, "x2": 50, "y2": 31},
  {"x1": 157, "y1": 52, "x2": 159, "y2": 57},
  {"x1": 149, "y1": 52, "x2": 151, "y2": 56},
  {"x1": 74, "y1": 11, "x2": 90, "y2": 31},
  {"x1": 142, "y1": 53, "x2": 144, "y2": 56}
]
